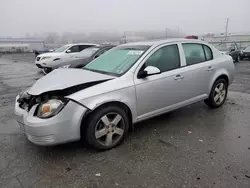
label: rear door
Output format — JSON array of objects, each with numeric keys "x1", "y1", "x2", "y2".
[{"x1": 180, "y1": 42, "x2": 215, "y2": 98}]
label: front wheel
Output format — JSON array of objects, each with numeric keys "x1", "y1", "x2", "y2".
[
  {"x1": 204, "y1": 79, "x2": 228, "y2": 108},
  {"x1": 85, "y1": 105, "x2": 129, "y2": 150},
  {"x1": 235, "y1": 55, "x2": 240, "y2": 62},
  {"x1": 42, "y1": 67, "x2": 52, "y2": 75}
]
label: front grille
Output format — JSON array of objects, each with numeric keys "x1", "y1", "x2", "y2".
[
  {"x1": 36, "y1": 57, "x2": 41, "y2": 61},
  {"x1": 36, "y1": 64, "x2": 43, "y2": 68}
]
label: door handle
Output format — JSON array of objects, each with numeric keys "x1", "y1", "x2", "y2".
[
  {"x1": 174, "y1": 74, "x2": 184, "y2": 80},
  {"x1": 207, "y1": 66, "x2": 214, "y2": 71}
]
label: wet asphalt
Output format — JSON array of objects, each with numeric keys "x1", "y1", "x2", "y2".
[{"x1": 0, "y1": 53, "x2": 250, "y2": 188}]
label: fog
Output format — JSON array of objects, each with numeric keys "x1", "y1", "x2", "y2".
[{"x1": 0, "y1": 0, "x2": 250, "y2": 37}]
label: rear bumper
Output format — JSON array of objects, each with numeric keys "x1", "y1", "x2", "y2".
[{"x1": 14, "y1": 96, "x2": 88, "y2": 146}]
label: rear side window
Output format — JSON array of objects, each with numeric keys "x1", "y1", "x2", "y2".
[
  {"x1": 182, "y1": 43, "x2": 206, "y2": 65},
  {"x1": 203, "y1": 45, "x2": 213, "y2": 60}
]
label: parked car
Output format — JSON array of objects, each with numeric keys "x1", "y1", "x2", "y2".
[
  {"x1": 14, "y1": 39, "x2": 235, "y2": 150},
  {"x1": 216, "y1": 43, "x2": 241, "y2": 62},
  {"x1": 184, "y1": 35, "x2": 198, "y2": 39},
  {"x1": 41, "y1": 45, "x2": 115, "y2": 73},
  {"x1": 240, "y1": 46, "x2": 250, "y2": 60},
  {"x1": 35, "y1": 43, "x2": 97, "y2": 74}
]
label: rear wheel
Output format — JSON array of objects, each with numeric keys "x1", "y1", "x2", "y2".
[
  {"x1": 205, "y1": 79, "x2": 228, "y2": 108},
  {"x1": 42, "y1": 67, "x2": 52, "y2": 75},
  {"x1": 85, "y1": 105, "x2": 129, "y2": 150}
]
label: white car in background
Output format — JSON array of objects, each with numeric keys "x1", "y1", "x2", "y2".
[{"x1": 35, "y1": 43, "x2": 97, "y2": 74}]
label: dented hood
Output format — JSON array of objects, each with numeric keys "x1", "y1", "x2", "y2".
[{"x1": 28, "y1": 69, "x2": 115, "y2": 95}]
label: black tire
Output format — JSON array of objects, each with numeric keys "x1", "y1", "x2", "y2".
[
  {"x1": 42, "y1": 67, "x2": 52, "y2": 75},
  {"x1": 235, "y1": 55, "x2": 240, "y2": 62},
  {"x1": 240, "y1": 56, "x2": 243, "y2": 60},
  {"x1": 204, "y1": 78, "x2": 228, "y2": 108},
  {"x1": 85, "y1": 105, "x2": 129, "y2": 150}
]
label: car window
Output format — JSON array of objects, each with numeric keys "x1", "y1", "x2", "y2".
[
  {"x1": 95, "y1": 48, "x2": 112, "y2": 57},
  {"x1": 182, "y1": 43, "x2": 206, "y2": 65},
  {"x1": 84, "y1": 45, "x2": 149, "y2": 76},
  {"x1": 79, "y1": 45, "x2": 93, "y2": 51},
  {"x1": 245, "y1": 46, "x2": 250, "y2": 51},
  {"x1": 145, "y1": 44, "x2": 180, "y2": 72},
  {"x1": 203, "y1": 45, "x2": 213, "y2": 60},
  {"x1": 68, "y1": 45, "x2": 80, "y2": 53},
  {"x1": 54, "y1": 45, "x2": 70, "y2": 52},
  {"x1": 78, "y1": 47, "x2": 100, "y2": 57}
]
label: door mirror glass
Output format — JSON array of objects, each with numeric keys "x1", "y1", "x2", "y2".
[
  {"x1": 138, "y1": 66, "x2": 161, "y2": 78},
  {"x1": 66, "y1": 49, "x2": 71, "y2": 53}
]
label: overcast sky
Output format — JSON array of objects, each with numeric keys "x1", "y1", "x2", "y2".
[{"x1": 0, "y1": 0, "x2": 250, "y2": 37}]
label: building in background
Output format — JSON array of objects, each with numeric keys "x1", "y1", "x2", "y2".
[
  {"x1": 0, "y1": 39, "x2": 44, "y2": 53},
  {"x1": 201, "y1": 32, "x2": 250, "y2": 48}
]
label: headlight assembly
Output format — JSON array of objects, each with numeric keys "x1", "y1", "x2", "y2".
[
  {"x1": 42, "y1": 56, "x2": 52, "y2": 60},
  {"x1": 60, "y1": 64, "x2": 71, "y2": 68},
  {"x1": 36, "y1": 99, "x2": 66, "y2": 118}
]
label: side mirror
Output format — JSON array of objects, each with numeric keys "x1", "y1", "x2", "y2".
[
  {"x1": 138, "y1": 66, "x2": 161, "y2": 78},
  {"x1": 66, "y1": 49, "x2": 71, "y2": 53}
]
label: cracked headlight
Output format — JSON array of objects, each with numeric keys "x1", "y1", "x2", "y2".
[
  {"x1": 36, "y1": 99, "x2": 66, "y2": 118},
  {"x1": 18, "y1": 87, "x2": 31, "y2": 99}
]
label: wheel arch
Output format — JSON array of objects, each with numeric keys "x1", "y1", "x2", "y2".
[
  {"x1": 209, "y1": 72, "x2": 229, "y2": 93},
  {"x1": 80, "y1": 101, "x2": 134, "y2": 138}
]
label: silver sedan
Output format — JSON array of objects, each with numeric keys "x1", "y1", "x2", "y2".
[{"x1": 14, "y1": 39, "x2": 235, "y2": 150}]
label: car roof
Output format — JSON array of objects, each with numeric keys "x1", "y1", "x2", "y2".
[
  {"x1": 119, "y1": 38, "x2": 206, "y2": 48},
  {"x1": 95, "y1": 45, "x2": 116, "y2": 49},
  {"x1": 67, "y1": 43, "x2": 98, "y2": 46}
]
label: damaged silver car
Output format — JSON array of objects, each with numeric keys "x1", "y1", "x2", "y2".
[{"x1": 14, "y1": 39, "x2": 235, "y2": 150}]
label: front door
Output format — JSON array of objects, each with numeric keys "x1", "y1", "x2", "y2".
[{"x1": 134, "y1": 43, "x2": 187, "y2": 120}]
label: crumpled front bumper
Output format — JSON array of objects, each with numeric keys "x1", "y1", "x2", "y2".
[{"x1": 14, "y1": 96, "x2": 88, "y2": 146}]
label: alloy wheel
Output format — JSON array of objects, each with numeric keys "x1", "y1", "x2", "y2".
[
  {"x1": 213, "y1": 82, "x2": 226, "y2": 105},
  {"x1": 95, "y1": 112, "x2": 125, "y2": 147}
]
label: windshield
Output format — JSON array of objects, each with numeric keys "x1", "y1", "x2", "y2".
[
  {"x1": 245, "y1": 46, "x2": 250, "y2": 51},
  {"x1": 84, "y1": 45, "x2": 150, "y2": 76},
  {"x1": 78, "y1": 47, "x2": 100, "y2": 57},
  {"x1": 54, "y1": 45, "x2": 70, "y2": 52}
]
